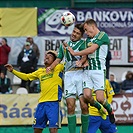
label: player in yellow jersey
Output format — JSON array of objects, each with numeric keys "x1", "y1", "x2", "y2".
[
  {"x1": 80, "y1": 79, "x2": 117, "y2": 133},
  {"x1": 5, "y1": 50, "x2": 64, "y2": 133}
]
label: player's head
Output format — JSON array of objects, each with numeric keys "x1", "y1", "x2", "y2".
[
  {"x1": 44, "y1": 50, "x2": 57, "y2": 67},
  {"x1": 71, "y1": 23, "x2": 84, "y2": 42},
  {"x1": 83, "y1": 18, "x2": 99, "y2": 38}
]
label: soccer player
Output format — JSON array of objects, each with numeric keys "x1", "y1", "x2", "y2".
[
  {"x1": 80, "y1": 79, "x2": 117, "y2": 133},
  {"x1": 67, "y1": 19, "x2": 115, "y2": 124},
  {"x1": 87, "y1": 79, "x2": 117, "y2": 133},
  {"x1": 5, "y1": 50, "x2": 64, "y2": 133},
  {"x1": 46, "y1": 24, "x2": 89, "y2": 133}
]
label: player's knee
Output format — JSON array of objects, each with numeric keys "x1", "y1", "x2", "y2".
[
  {"x1": 84, "y1": 93, "x2": 92, "y2": 102},
  {"x1": 96, "y1": 97, "x2": 104, "y2": 104},
  {"x1": 67, "y1": 104, "x2": 75, "y2": 114},
  {"x1": 81, "y1": 104, "x2": 88, "y2": 113}
]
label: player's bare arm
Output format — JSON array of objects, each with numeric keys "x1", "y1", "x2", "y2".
[
  {"x1": 68, "y1": 43, "x2": 99, "y2": 56},
  {"x1": 46, "y1": 58, "x2": 61, "y2": 73},
  {"x1": 76, "y1": 55, "x2": 87, "y2": 67}
]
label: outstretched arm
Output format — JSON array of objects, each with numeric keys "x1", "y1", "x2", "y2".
[
  {"x1": 4, "y1": 64, "x2": 13, "y2": 72},
  {"x1": 4, "y1": 64, "x2": 29, "y2": 81},
  {"x1": 46, "y1": 58, "x2": 62, "y2": 73}
]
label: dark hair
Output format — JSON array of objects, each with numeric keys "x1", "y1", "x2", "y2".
[
  {"x1": 47, "y1": 51, "x2": 57, "y2": 61},
  {"x1": 125, "y1": 71, "x2": 133, "y2": 80},
  {"x1": 75, "y1": 23, "x2": 85, "y2": 36},
  {"x1": 2, "y1": 38, "x2": 7, "y2": 43},
  {"x1": 84, "y1": 18, "x2": 97, "y2": 27}
]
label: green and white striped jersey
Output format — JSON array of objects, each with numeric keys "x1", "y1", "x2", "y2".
[
  {"x1": 57, "y1": 39, "x2": 86, "y2": 72},
  {"x1": 86, "y1": 31, "x2": 110, "y2": 70}
]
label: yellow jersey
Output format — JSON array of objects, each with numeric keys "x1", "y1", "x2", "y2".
[
  {"x1": 89, "y1": 79, "x2": 115, "y2": 116},
  {"x1": 12, "y1": 64, "x2": 64, "y2": 103}
]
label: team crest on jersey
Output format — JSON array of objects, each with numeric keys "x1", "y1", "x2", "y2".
[{"x1": 87, "y1": 42, "x2": 93, "y2": 47}]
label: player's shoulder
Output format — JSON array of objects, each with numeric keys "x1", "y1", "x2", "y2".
[
  {"x1": 55, "y1": 63, "x2": 64, "y2": 71},
  {"x1": 80, "y1": 39, "x2": 85, "y2": 43},
  {"x1": 97, "y1": 31, "x2": 109, "y2": 39},
  {"x1": 57, "y1": 63, "x2": 64, "y2": 67}
]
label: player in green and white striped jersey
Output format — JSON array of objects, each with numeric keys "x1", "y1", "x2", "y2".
[
  {"x1": 46, "y1": 23, "x2": 89, "y2": 133},
  {"x1": 68, "y1": 19, "x2": 115, "y2": 124}
]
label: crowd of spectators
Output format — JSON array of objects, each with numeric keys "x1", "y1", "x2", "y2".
[
  {"x1": 0, "y1": 37, "x2": 40, "y2": 94},
  {"x1": 121, "y1": 71, "x2": 133, "y2": 93},
  {"x1": 109, "y1": 71, "x2": 133, "y2": 94}
]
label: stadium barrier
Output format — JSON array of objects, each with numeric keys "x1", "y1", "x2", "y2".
[{"x1": 0, "y1": 93, "x2": 133, "y2": 125}]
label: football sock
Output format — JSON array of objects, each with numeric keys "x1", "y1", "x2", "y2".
[
  {"x1": 103, "y1": 100, "x2": 115, "y2": 123},
  {"x1": 103, "y1": 100, "x2": 112, "y2": 113},
  {"x1": 93, "y1": 100, "x2": 102, "y2": 110},
  {"x1": 81, "y1": 114, "x2": 89, "y2": 133},
  {"x1": 92, "y1": 100, "x2": 107, "y2": 120},
  {"x1": 67, "y1": 114, "x2": 76, "y2": 133}
]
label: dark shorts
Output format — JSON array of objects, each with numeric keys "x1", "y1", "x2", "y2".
[
  {"x1": 88, "y1": 116, "x2": 117, "y2": 133},
  {"x1": 32, "y1": 101, "x2": 61, "y2": 129}
]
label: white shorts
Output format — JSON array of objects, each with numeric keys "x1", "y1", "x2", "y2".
[
  {"x1": 64, "y1": 70, "x2": 84, "y2": 98},
  {"x1": 83, "y1": 70, "x2": 105, "y2": 91}
]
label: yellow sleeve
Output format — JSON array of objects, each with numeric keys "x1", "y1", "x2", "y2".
[
  {"x1": 12, "y1": 69, "x2": 29, "y2": 81},
  {"x1": 54, "y1": 63, "x2": 64, "y2": 72},
  {"x1": 12, "y1": 69, "x2": 39, "y2": 81}
]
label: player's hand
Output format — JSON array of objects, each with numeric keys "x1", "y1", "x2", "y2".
[
  {"x1": 4, "y1": 64, "x2": 13, "y2": 72},
  {"x1": 63, "y1": 42, "x2": 68, "y2": 47},
  {"x1": 62, "y1": 42, "x2": 68, "y2": 50},
  {"x1": 82, "y1": 60, "x2": 89, "y2": 67},
  {"x1": 46, "y1": 66, "x2": 51, "y2": 73},
  {"x1": 68, "y1": 47, "x2": 75, "y2": 56},
  {"x1": 76, "y1": 60, "x2": 82, "y2": 67}
]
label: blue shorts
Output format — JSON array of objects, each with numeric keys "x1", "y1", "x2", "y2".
[
  {"x1": 32, "y1": 101, "x2": 61, "y2": 129},
  {"x1": 88, "y1": 116, "x2": 117, "y2": 133}
]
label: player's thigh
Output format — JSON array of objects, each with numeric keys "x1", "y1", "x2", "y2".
[
  {"x1": 88, "y1": 116, "x2": 101, "y2": 133},
  {"x1": 92, "y1": 70, "x2": 105, "y2": 91},
  {"x1": 33, "y1": 103, "x2": 47, "y2": 129},
  {"x1": 46, "y1": 101, "x2": 59, "y2": 128},
  {"x1": 64, "y1": 71, "x2": 76, "y2": 97},
  {"x1": 74, "y1": 70, "x2": 84, "y2": 96},
  {"x1": 83, "y1": 70, "x2": 93, "y2": 90}
]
